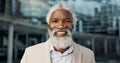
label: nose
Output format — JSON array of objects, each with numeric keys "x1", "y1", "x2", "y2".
[{"x1": 57, "y1": 21, "x2": 65, "y2": 29}]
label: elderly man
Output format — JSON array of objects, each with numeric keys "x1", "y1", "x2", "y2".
[{"x1": 21, "y1": 4, "x2": 96, "y2": 63}]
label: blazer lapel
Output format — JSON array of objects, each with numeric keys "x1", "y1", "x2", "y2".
[
  {"x1": 41, "y1": 41, "x2": 51, "y2": 63},
  {"x1": 72, "y1": 43, "x2": 82, "y2": 63}
]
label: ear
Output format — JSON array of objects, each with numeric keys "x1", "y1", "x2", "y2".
[{"x1": 71, "y1": 25, "x2": 74, "y2": 31}]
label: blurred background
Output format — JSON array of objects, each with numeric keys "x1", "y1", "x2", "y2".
[{"x1": 0, "y1": 0, "x2": 120, "y2": 63}]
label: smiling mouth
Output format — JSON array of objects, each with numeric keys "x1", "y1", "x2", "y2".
[{"x1": 54, "y1": 31, "x2": 67, "y2": 37}]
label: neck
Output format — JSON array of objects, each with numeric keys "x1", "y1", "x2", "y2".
[{"x1": 54, "y1": 47, "x2": 69, "y2": 54}]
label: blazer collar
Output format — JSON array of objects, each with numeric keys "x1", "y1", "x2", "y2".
[{"x1": 44, "y1": 40, "x2": 82, "y2": 63}]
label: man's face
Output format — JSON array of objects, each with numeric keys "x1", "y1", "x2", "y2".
[{"x1": 49, "y1": 9, "x2": 73, "y2": 37}]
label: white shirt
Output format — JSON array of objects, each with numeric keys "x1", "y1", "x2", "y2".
[{"x1": 50, "y1": 45, "x2": 73, "y2": 63}]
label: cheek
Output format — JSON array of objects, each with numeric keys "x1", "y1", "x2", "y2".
[{"x1": 48, "y1": 24, "x2": 55, "y2": 30}]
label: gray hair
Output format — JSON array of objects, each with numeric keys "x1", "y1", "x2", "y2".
[{"x1": 46, "y1": 4, "x2": 77, "y2": 25}]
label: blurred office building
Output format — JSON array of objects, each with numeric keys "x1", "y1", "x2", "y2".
[{"x1": 0, "y1": 0, "x2": 120, "y2": 63}]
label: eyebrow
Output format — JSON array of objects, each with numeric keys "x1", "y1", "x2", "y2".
[
  {"x1": 50, "y1": 18, "x2": 72, "y2": 20},
  {"x1": 50, "y1": 18, "x2": 57, "y2": 21},
  {"x1": 64, "y1": 18, "x2": 72, "y2": 19}
]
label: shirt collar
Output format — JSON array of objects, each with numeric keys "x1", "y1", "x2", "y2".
[{"x1": 50, "y1": 44, "x2": 74, "y2": 56}]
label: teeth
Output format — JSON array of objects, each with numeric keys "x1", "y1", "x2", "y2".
[{"x1": 57, "y1": 32, "x2": 65, "y2": 34}]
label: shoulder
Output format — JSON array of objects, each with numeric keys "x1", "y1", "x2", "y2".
[
  {"x1": 25, "y1": 42, "x2": 47, "y2": 52},
  {"x1": 74, "y1": 43, "x2": 94, "y2": 55}
]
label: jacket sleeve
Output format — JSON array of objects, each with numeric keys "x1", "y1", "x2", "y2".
[{"x1": 20, "y1": 48, "x2": 27, "y2": 63}]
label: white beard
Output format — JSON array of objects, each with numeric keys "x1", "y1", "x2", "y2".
[{"x1": 48, "y1": 29, "x2": 73, "y2": 49}]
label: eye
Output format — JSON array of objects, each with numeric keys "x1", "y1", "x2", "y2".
[
  {"x1": 64, "y1": 19, "x2": 72, "y2": 23},
  {"x1": 50, "y1": 19, "x2": 58, "y2": 23},
  {"x1": 52, "y1": 20, "x2": 57, "y2": 22}
]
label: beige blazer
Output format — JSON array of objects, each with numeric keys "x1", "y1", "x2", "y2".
[{"x1": 21, "y1": 40, "x2": 96, "y2": 63}]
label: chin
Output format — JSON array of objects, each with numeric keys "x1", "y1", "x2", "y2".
[{"x1": 48, "y1": 29, "x2": 73, "y2": 49}]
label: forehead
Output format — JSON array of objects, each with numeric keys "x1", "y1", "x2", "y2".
[{"x1": 51, "y1": 9, "x2": 72, "y2": 19}]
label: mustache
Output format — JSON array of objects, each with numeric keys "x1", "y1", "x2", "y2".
[{"x1": 53, "y1": 29, "x2": 67, "y2": 32}]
